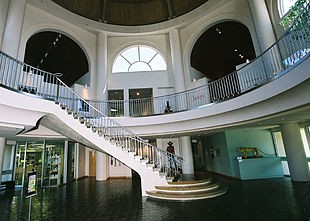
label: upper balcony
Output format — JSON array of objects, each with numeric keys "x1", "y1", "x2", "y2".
[{"x1": 0, "y1": 1, "x2": 309, "y2": 138}]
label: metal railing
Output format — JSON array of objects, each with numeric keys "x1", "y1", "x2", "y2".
[
  {"x1": 91, "y1": 1, "x2": 309, "y2": 117},
  {"x1": 0, "y1": 53, "x2": 183, "y2": 179},
  {"x1": 0, "y1": 1, "x2": 309, "y2": 178}
]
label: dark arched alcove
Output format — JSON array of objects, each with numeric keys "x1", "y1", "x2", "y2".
[
  {"x1": 24, "y1": 31, "x2": 89, "y2": 86},
  {"x1": 191, "y1": 21, "x2": 256, "y2": 81}
]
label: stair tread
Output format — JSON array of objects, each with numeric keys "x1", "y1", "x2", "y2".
[
  {"x1": 146, "y1": 185, "x2": 228, "y2": 201},
  {"x1": 155, "y1": 182, "x2": 218, "y2": 191},
  {"x1": 167, "y1": 178, "x2": 212, "y2": 186}
]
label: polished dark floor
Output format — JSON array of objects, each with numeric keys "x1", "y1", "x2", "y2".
[{"x1": 0, "y1": 173, "x2": 309, "y2": 221}]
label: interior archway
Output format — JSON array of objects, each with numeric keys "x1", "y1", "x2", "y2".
[
  {"x1": 23, "y1": 31, "x2": 89, "y2": 86},
  {"x1": 190, "y1": 21, "x2": 256, "y2": 81}
]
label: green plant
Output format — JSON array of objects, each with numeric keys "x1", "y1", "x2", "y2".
[{"x1": 279, "y1": 0, "x2": 309, "y2": 29}]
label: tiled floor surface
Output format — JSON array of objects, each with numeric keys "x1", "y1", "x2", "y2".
[{"x1": 0, "y1": 174, "x2": 309, "y2": 221}]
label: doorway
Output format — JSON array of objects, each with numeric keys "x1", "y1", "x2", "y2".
[
  {"x1": 129, "y1": 88, "x2": 153, "y2": 116},
  {"x1": 14, "y1": 141, "x2": 44, "y2": 188}
]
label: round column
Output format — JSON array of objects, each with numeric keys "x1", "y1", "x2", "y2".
[
  {"x1": 280, "y1": 123, "x2": 310, "y2": 182},
  {"x1": 0, "y1": 137, "x2": 7, "y2": 185},
  {"x1": 0, "y1": 0, "x2": 10, "y2": 48},
  {"x1": 95, "y1": 32, "x2": 108, "y2": 100},
  {"x1": 180, "y1": 136, "x2": 194, "y2": 174},
  {"x1": 1, "y1": 0, "x2": 27, "y2": 58},
  {"x1": 169, "y1": 29, "x2": 186, "y2": 93},
  {"x1": 247, "y1": 0, "x2": 277, "y2": 52},
  {"x1": 96, "y1": 151, "x2": 108, "y2": 181}
]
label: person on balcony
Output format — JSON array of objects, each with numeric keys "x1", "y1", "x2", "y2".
[{"x1": 164, "y1": 101, "x2": 173, "y2": 113}]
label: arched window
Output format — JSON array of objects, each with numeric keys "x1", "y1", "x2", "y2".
[
  {"x1": 112, "y1": 45, "x2": 167, "y2": 73},
  {"x1": 278, "y1": 0, "x2": 298, "y2": 17}
]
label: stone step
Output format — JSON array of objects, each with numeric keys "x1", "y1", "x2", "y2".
[
  {"x1": 155, "y1": 182, "x2": 218, "y2": 192},
  {"x1": 146, "y1": 184, "x2": 228, "y2": 201},
  {"x1": 166, "y1": 178, "x2": 212, "y2": 187},
  {"x1": 146, "y1": 177, "x2": 228, "y2": 201}
]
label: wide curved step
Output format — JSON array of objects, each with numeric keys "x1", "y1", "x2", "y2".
[{"x1": 146, "y1": 178, "x2": 228, "y2": 201}]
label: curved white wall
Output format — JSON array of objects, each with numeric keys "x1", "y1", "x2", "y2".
[
  {"x1": 21, "y1": 0, "x2": 267, "y2": 96},
  {"x1": 114, "y1": 56, "x2": 310, "y2": 137}
]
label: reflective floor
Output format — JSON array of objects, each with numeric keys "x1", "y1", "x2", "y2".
[{"x1": 0, "y1": 174, "x2": 309, "y2": 221}]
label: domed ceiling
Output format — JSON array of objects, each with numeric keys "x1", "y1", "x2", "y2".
[{"x1": 51, "y1": 0, "x2": 208, "y2": 26}]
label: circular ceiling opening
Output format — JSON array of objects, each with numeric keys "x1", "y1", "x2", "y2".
[{"x1": 51, "y1": 0, "x2": 208, "y2": 26}]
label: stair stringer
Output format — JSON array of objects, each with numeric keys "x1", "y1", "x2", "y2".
[{"x1": 40, "y1": 109, "x2": 169, "y2": 196}]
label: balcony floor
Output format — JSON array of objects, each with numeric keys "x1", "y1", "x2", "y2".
[{"x1": 0, "y1": 173, "x2": 309, "y2": 221}]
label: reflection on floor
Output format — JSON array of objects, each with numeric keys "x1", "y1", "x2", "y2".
[{"x1": 0, "y1": 173, "x2": 309, "y2": 221}]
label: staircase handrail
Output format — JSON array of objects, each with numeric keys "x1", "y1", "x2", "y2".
[{"x1": 0, "y1": 50, "x2": 183, "y2": 178}]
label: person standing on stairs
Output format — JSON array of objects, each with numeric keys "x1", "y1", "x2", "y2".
[{"x1": 166, "y1": 141, "x2": 178, "y2": 179}]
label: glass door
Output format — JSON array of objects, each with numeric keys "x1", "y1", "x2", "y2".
[
  {"x1": 14, "y1": 141, "x2": 44, "y2": 187},
  {"x1": 42, "y1": 141, "x2": 64, "y2": 187}
]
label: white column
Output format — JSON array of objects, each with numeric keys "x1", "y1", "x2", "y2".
[
  {"x1": 180, "y1": 136, "x2": 194, "y2": 174},
  {"x1": 247, "y1": 0, "x2": 277, "y2": 52},
  {"x1": 124, "y1": 89, "x2": 129, "y2": 116},
  {"x1": 280, "y1": 123, "x2": 310, "y2": 182},
  {"x1": 96, "y1": 151, "x2": 108, "y2": 181},
  {"x1": 63, "y1": 140, "x2": 68, "y2": 184},
  {"x1": 85, "y1": 148, "x2": 90, "y2": 177},
  {"x1": 169, "y1": 29, "x2": 186, "y2": 93},
  {"x1": 0, "y1": 137, "x2": 7, "y2": 184},
  {"x1": 0, "y1": 0, "x2": 10, "y2": 48},
  {"x1": 1, "y1": 0, "x2": 27, "y2": 58},
  {"x1": 95, "y1": 32, "x2": 108, "y2": 100}
]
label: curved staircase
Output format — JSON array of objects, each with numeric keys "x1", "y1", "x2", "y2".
[{"x1": 146, "y1": 177, "x2": 228, "y2": 201}]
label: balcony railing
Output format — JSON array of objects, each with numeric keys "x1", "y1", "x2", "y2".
[
  {"x1": 0, "y1": 56, "x2": 183, "y2": 180},
  {"x1": 88, "y1": 1, "x2": 309, "y2": 117},
  {"x1": 0, "y1": 0, "x2": 309, "y2": 179}
]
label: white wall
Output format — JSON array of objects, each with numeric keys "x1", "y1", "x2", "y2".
[
  {"x1": 109, "y1": 70, "x2": 173, "y2": 98},
  {"x1": 77, "y1": 143, "x2": 86, "y2": 179},
  {"x1": 72, "y1": 84, "x2": 90, "y2": 100},
  {"x1": 21, "y1": 0, "x2": 262, "y2": 101},
  {"x1": 1, "y1": 144, "x2": 15, "y2": 182},
  {"x1": 108, "y1": 156, "x2": 132, "y2": 178},
  {"x1": 18, "y1": 3, "x2": 97, "y2": 89}
]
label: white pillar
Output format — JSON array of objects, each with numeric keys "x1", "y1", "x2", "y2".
[
  {"x1": 247, "y1": 0, "x2": 277, "y2": 52},
  {"x1": 1, "y1": 0, "x2": 27, "y2": 58},
  {"x1": 0, "y1": 0, "x2": 10, "y2": 48},
  {"x1": 280, "y1": 123, "x2": 310, "y2": 182},
  {"x1": 95, "y1": 32, "x2": 108, "y2": 100},
  {"x1": 96, "y1": 151, "x2": 108, "y2": 181},
  {"x1": 180, "y1": 136, "x2": 194, "y2": 174},
  {"x1": 124, "y1": 89, "x2": 129, "y2": 116},
  {"x1": 63, "y1": 140, "x2": 68, "y2": 184},
  {"x1": 169, "y1": 29, "x2": 186, "y2": 93},
  {"x1": 0, "y1": 137, "x2": 7, "y2": 184}
]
